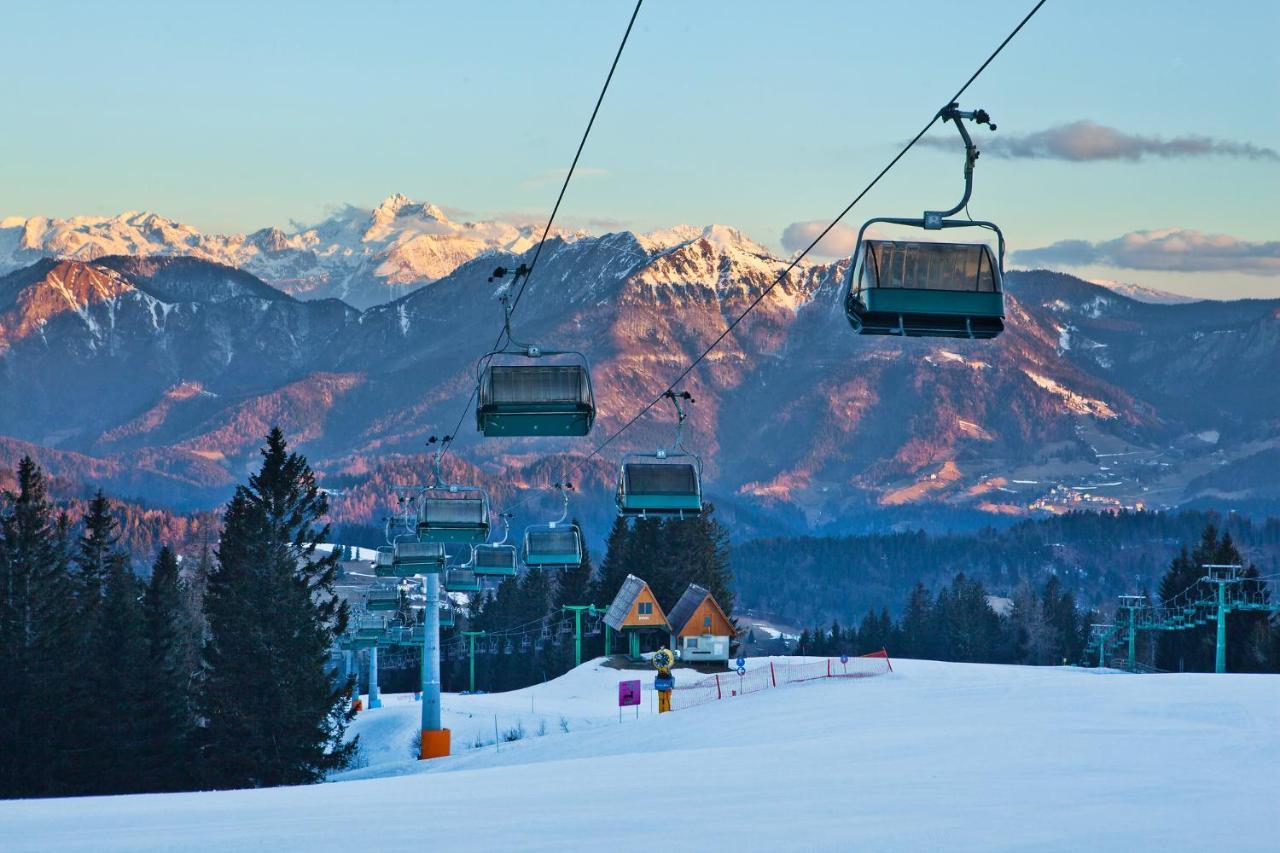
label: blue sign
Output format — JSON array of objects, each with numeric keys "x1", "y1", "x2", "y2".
[
  {"x1": 737, "y1": 665, "x2": 746, "y2": 676},
  {"x1": 736, "y1": 656, "x2": 746, "y2": 668},
  {"x1": 654, "y1": 674, "x2": 675, "y2": 692},
  {"x1": 840, "y1": 654, "x2": 849, "y2": 664}
]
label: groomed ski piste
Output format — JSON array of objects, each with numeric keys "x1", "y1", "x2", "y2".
[{"x1": 3, "y1": 658, "x2": 1277, "y2": 852}]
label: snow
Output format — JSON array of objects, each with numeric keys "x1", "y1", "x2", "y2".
[
  {"x1": 749, "y1": 623, "x2": 799, "y2": 641},
  {"x1": 1022, "y1": 369, "x2": 1118, "y2": 419},
  {"x1": 1090, "y1": 278, "x2": 1200, "y2": 305},
  {"x1": 3, "y1": 659, "x2": 1277, "y2": 852},
  {"x1": 315, "y1": 543, "x2": 380, "y2": 562}
]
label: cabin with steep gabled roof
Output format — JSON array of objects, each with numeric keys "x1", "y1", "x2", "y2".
[
  {"x1": 667, "y1": 583, "x2": 733, "y2": 662},
  {"x1": 603, "y1": 574, "x2": 669, "y2": 660}
]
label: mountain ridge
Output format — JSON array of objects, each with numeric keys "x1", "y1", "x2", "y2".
[{"x1": 0, "y1": 233, "x2": 1274, "y2": 540}]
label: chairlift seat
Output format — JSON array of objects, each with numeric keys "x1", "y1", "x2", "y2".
[
  {"x1": 355, "y1": 616, "x2": 386, "y2": 639},
  {"x1": 523, "y1": 525, "x2": 582, "y2": 567},
  {"x1": 374, "y1": 547, "x2": 396, "y2": 578},
  {"x1": 847, "y1": 240, "x2": 1005, "y2": 339},
  {"x1": 417, "y1": 495, "x2": 490, "y2": 545},
  {"x1": 477, "y1": 364, "x2": 595, "y2": 437},
  {"x1": 445, "y1": 568, "x2": 481, "y2": 593},
  {"x1": 473, "y1": 543, "x2": 519, "y2": 577},
  {"x1": 392, "y1": 541, "x2": 446, "y2": 575},
  {"x1": 617, "y1": 460, "x2": 703, "y2": 517},
  {"x1": 365, "y1": 587, "x2": 401, "y2": 612},
  {"x1": 439, "y1": 604, "x2": 455, "y2": 628}
]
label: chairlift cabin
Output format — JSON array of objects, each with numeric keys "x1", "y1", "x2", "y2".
[
  {"x1": 523, "y1": 482, "x2": 583, "y2": 568},
  {"x1": 439, "y1": 604, "x2": 456, "y2": 628},
  {"x1": 365, "y1": 586, "x2": 401, "y2": 612},
  {"x1": 373, "y1": 546, "x2": 396, "y2": 578},
  {"x1": 417, "y1": 488, "x2": 490, "y2": 545},
  {"x1": 445, "y1": 567, "x2": 481, "y2": 593},
  {"x1": 392, "y1": 541, "x2": 446, "y2": 576},
  {"x1": 617, "y1": 458, "x2": 703, "y2": 518},
  {"x1": 474, "y1": 290, "x2": 596, "y2": 437},
  {"x1": 473, "y1": 544, "x2": 519, "y2": 577},
  {"x1": 524, "y1": 524, "x2": 582, "y2": 568},
  {"x1": 473, "y1": 512, "x2": 519, "y2": 576},
  {"x1": 617, "y1": 391, "x2": 704, "y2": 518},
  {"x1": 355, "y1": 615, "x2": 386, "y2": 640},
  {"x1": 844, "y1": 104, "x2": 1006, "y2": 340}
]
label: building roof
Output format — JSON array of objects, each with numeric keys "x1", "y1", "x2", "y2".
[
  {"x1": 604, "y1": 574, "x2": 666, "y2": 631},
  {"x1": 666, "y1": 583, "x2": 731, "y2": 636}
]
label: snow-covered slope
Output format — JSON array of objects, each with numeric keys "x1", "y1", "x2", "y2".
[{"x1": 3, "y1": 658, "x2": 1276, "y2": 852}]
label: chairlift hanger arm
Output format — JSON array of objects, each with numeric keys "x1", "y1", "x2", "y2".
[{"x1": 926, "y1": 103, "x2": 997, "y2": 225}]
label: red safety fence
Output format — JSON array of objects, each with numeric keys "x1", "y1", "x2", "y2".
[{"x1": 669, "y1": 649, "x2": 892, "y2": 712}]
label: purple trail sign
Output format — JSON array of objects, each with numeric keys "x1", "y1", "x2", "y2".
[{"x1": 618, "y1": 679, "x2": 642, "y2": 707}]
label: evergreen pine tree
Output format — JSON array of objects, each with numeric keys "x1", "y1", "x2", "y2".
[
  {"x1": 139, "y1": 545, "x2": 196, "y2": 791},
  {"x1": 946, "y1": 574, "x2": 1001, "y2": 663},
  {"x1": 1041, "y1": 575, "x2": 1084, "y2": 665},
  {"x1": 74, "y1": 490, "x2": 116, "y2": 611},
  {"x1": 1009, "y1": 578, "x2": 1054, "y2": 665},
  {"x1": 898, "y1": 582, "x2": 933, "y2": 659},
  {"x1": 0, "y1": 458, "x2": 76, "y2": 797},
  {"x1": 592, "y1": 516, "x2": 633, "y2": 606},
  {"x1": 83, "y1": 553, "x2": 149, "y2": 794},
  {"x1": 72, "y1": 491, "x2": 143, "y2": 794},
  {"x1": 198, "y1": 428, "x2": 356, "y2": 789}
]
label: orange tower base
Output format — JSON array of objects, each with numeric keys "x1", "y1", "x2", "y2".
[{"x1": 419, "y1": 728, "x2": 451, "y2": 760}]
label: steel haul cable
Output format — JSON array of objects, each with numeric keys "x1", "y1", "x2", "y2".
[
  {"x1": 501, "y1": 0, "x2": 1051, "y2": 507},
  {"x1": 570, "y1": 0, "x2": 1051, "y2": 473},
  {"x1": 438, "y1": 0, "x2": 645, "y2": 462}
]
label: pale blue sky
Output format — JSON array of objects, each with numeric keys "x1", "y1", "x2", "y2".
[{"x1": 2, "y1": 0, "x2": 1277, "y2": 297}]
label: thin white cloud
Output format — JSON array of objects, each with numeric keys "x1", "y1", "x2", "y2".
[
  {"x1": 922, "y1": 120, "x2": 1279, "y2": 162},
  {"x1": 1012, "y1": 228, "x2": 1280, "y2": 275},
  {"x1": 520, "y1": 166, "x2": 609, "y2": 190},
  {"x1": 780, "y1": 220, "x2": 859, "y2": 257}
]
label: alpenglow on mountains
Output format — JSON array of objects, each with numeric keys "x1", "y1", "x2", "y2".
[
  {"x1": 0, "y1": 195, "x2": 589, "y2": 309},
  {"x1": 1, "y1": 194, "x2": 1204, "y2": 310},
  {"x1": 0, "y1": 206, "x2": 1275, "y2": 539}
]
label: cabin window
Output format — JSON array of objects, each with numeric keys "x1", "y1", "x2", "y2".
[
  {"x1": 703, "y1": 615, "x2": 712, "y2": 628},
  {"x1": 638, "y1": 602, "x2": 653, "y2": 616},
  {"x1": 685, "y1": 637, "x2": 698, "y2": 649}
]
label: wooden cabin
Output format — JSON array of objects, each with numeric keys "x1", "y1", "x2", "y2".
[
  {"x1": 603, "y1": 574, "x2": 669, "y2": 660},
  {"x1": 667, "y1": 583, "x2": 733, "y2": 662}
]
